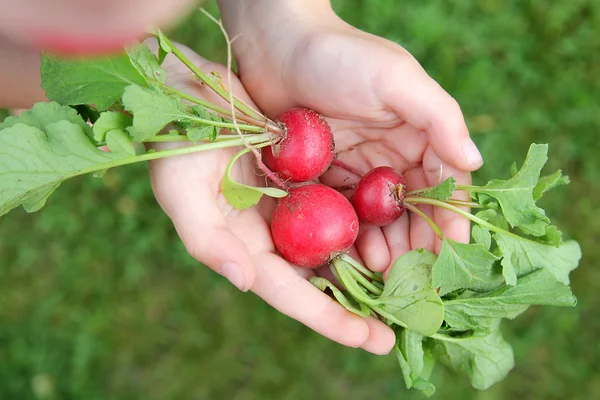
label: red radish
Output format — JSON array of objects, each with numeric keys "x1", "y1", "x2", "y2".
[
  {"x1": 271, "y1": 184, "x2": 359, "y2": 268},
  {"x1": 262, "y1": 108, "x2": 334, "y2": 182},
  {"x1": 352, "y1": 166, "x2": 407, "y2": 226}
]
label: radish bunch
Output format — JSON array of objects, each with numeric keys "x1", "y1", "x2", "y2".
[{"x1": 265, "y1": 109, "x2": 406, "y2": 268}]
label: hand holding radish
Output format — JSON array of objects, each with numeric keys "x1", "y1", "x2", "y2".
[
  {"x1": 0, "y1": 3, "x2": 580, "y2": 392},
  {"x1": 220, "y1": 1, "x2": 484, "y2": 275},
  {"x1": 145, "y1": 42, "x2": 396, "y2": 356}
]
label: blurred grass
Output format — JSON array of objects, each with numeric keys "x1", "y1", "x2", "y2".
[{"x1": 1, "y1": 0, "x2": 599, "y2": 399}]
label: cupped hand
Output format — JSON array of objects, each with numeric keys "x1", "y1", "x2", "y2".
[
  {"x1": 226, "y1": 10, "x2": 484, "y2": 276},
  {"x1": 146, "y1": 41, "x2": 396, "y2": 355}
]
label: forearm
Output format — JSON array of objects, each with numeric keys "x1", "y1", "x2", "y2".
[{"x1": 0, "y1": 36, "x2": 47, "y2": 109}]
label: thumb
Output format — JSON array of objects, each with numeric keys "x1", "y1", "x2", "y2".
[
  {"x1": 379, "y1": 52, "x2": 484, "y2": 171},
  {"x1": 148, "y1": 151, "x2": 256, "y2": 292}
]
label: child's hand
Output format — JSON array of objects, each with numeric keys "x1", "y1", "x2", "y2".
[
  {"x1": 146, "y1": 40, "x2": 396, "y2": 355},
  {"x1": 219, "y1": 0, "x2": 483, "y2": 277}
]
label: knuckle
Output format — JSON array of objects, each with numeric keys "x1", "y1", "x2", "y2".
[{"x1": 316, "y1": 300, "x2": 368, "y2": 348}]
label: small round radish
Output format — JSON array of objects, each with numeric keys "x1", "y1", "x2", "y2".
[
  {"x1": 262, "y1": 108, "x2": 334, "y2": 182},
  {"x1": 352, "y1": 166, "x2": 407, "y2": 227},
  {"x1": 271, "y1": 184, "x2": 359, "y2": 268}
]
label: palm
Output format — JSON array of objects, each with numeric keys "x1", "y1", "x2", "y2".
[
  {"x1": 147, "y1": 41, "x2": 395, "y2": 355},
  {"x1": 236, "y1": 27, "x2": 474, "y2": 275}
]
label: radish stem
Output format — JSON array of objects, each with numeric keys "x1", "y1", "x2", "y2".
[
  {"x1": 404, "y1": 203, "x2": 445, "y2": 240},
  {"x1": 332, "y1": 158, "x2": 364, "y2": 178},
  {"x1": 156, "y1": 33, "x2": 264, "y2": 121},
  {"x1": 339, "y1": 254, "x2": 384, "y2": 283},
  {"x1": 347, "y1": 266, "x2": 383, "y2": 296},
  {"x1": 404, "y1": 196, "x2": 528, "y2": 242}
]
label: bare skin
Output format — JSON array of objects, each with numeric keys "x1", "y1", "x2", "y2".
[{"x1": 0, "y1": 0, "x2": 483, "y2": 355}]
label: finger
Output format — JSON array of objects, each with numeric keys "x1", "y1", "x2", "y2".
[
  {"x1": 381, "y1": 209, "x2": 411, "y2": 266},
  {"x1": 355, "y1": 223, "x2": 390, "y2": 273},
  {"x1": 360, "y1": 316, "x2": 396, "y2": 355},
  {"x1": 377, "y1": 53, "x2": 483, "y2": 171},
  {"x1": 252, "y1": 252, "x2": 396, "y2": 355},
  {"x1": 252, "y1": 252, "x2": 374, "y2": 350},
  {"x1": 404, "y1": 167, "x2": 436, "y2": 252},
  {"x1": 423, "y1": 146, "x2": 472, "y2": 252}
]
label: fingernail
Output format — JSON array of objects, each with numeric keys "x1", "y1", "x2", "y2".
[
  {"x1": 463, "y1": 139, "x2": 484, "y2": 166},
  {"x1": 220, "y1": 263, "x2": 249, "y2": 292}
]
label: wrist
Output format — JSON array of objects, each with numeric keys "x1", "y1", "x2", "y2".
[{"x1": 217, "y1": 0, "x2": 338, "y2": 63}]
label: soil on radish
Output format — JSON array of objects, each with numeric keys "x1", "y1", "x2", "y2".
[
  {"x1": 262, "y1": 108, "x2": 334, "y2": 182},
  {"x1": 352, "y1": 166, "x2": 406, "y2": 226}
]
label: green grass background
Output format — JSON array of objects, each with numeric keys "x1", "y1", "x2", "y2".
[{"x1": 1, "y1": 0, "x2": 599, "y2": 398}]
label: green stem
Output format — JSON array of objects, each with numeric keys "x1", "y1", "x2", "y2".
[
  {"x1": 158, "y1": 83, "x2": 232, "y2": 116},
  {"x1": 455, "y1": 185, "x2": 479, "y2": 191},
  {"x1": 368, "y1": 306, "x2": 408, "y2": 329},
  {"x1": 347, "y1": 267, "x2": 383, "y2": 296},
  {"x1": 159, "y1": 83, "x2": 280, "y2": 132},
  {"x1": 404, "y1": 196, "x2": 524, "y2": 241},
  {"x1": 143, "y1": 135, "x2": 189, "y2": 142},
  {"x1": 157, "y1": 34, "x2": 263, "y2": 121},
  {"x1": 332, "y1": 258, "x2": 376, "y2": 305},
  {"x1": 339, "y1": 254, "x2": 384, "y2": 283},
  {"x1": 446, "y1": 199, "x2": 483, "y2": 208},
  {"x1": 330, "y1": 264, "x2": 343, "y2": 286},
  {"x1": 143, "y1": 134, "x2": 259, "y2": 143},
  {"x1": 73, "y1": 133, "x2": 271, "y2": 177},
  {"x1": 406, "y1": 185, "x2": 474, "y2": 196},
  {"x1": 404, "y1": 203, "x2": 445, "y2": 240},
  {"x1": 332, "y1": 259, "x2": 409, "y2": 330},
  {"x1": 431, "y1": 333, "x2": 463, "y2": 342},
  {"x1": 183, "y1": 115, "x2": 266, "y2": 133},
  {"x1": 372, "y1": 280, "x2": 385, "y2": 291}
]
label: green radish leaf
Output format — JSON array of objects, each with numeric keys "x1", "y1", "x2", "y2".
[
  {"x1": 474, "y1": 193, "x2": 499, "y2": 209},
  {"x1": 433, "y1": 322, "x2": 514, "y2": 390},
  {"x1": 190, "y1": 105, "x2": 213, "y2": 120},
  {"x1": 41, "y1": 52, "x2": 149, "y2": 111},
  {"x1": 471, "y1": 144, "x2": 549, "y2": 236},
  {"x1": 537, "y1": 224, "x2": 563, "y2": 246},
  {"x1": 309, "y1": 277, "x2": 371, "y2": 318},
  {"x1": 372, "y1": 249, "x2": 444, "y2": 336},
  {"x1": 472, "y1": 225, "x2": 492, "y2": 250},
  {"x1": 494, "y1": 233, "x2": 581, "y2": 285},
  {"x1": 93, "y1": 169, "x2": 108, "y2": 178},
  {"x1": 509, "y1": 162, "x2": 518, "y2": 177},
  {"x1": 71, "y1": 104, "x2": 101, "y2": 124},
  {"x1": 92, "y1": 111, "x2": 133, "y2": 142},
  {"x1": 533, "y1": 169, "x2": 570, "y2": 200},
  {"x1": 186, "y1": 125, "x2": 219, "y2": 142},
  {"x1": 471, "y1": 209, "x2": 505, "y2": 250},
  {"x1": 185, "y1": 106, "x2": 225, "y2": 142},
  {"x1": 432, "y1": 239, "x2": 503, "y2": 296},
  {"x1": 0, "y1": 102, "x2": 94, "y2": 141},
  {"x1": 156, "y1": 30, "x2": 172, "y2": 65},
  {"x1": 477, "y1": 208, "x2": 510, "y2": 231},
  {"x1": 394, "y1": 329, "x2": 436, "y2": 397},
  {"x1": 478, "y1": 209, "x2": 511, "y2": 241},
  {"x1": 105, "y1": 129, "x2": 136, "y2": 156},
  {"x1": 121, "y1": 85, "x2": 190, "y2": 142},
  {"x1": 443, "y1": 269, "x2": 577, "y2": 331},
  {"x1": 222, "y1": 148, "x2": 288, "y2": 210},
  {"x1": 0, "y1": 120, "x2": 129, "y2": 217},
  {"x1": 417, "y1": 177, "x2": 456, "y2": 201},
  {"x1": 127, "y1": 42, "x2": 165, "y2": 83}
]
